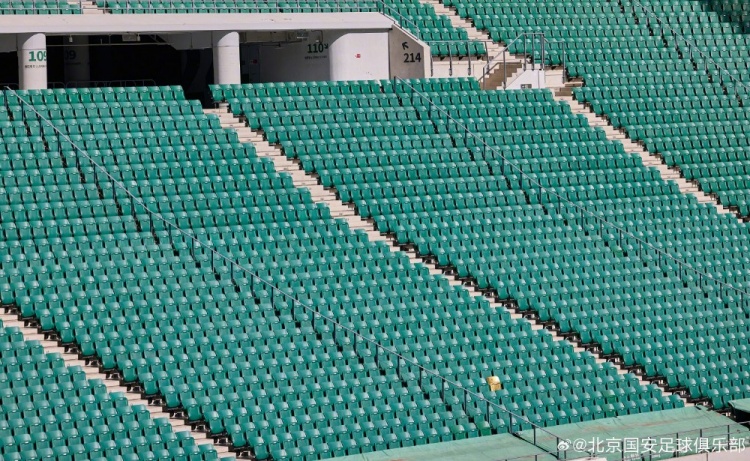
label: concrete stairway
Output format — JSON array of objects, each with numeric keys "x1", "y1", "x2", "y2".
[
  {"x1": 70, "y1": 0, "x2": 107, "y2": 13},
  {"x1": 480, "y1": 60, "x2": 525, "y2": 90},
  {"x1": 206, "y1": 104, "x2": 684, "y2": 403},
  {"x1": 421, "y1": 0, "x2": 501, "y2": 57},
  {"x1": 416, "y1": 0, "x2": 734, "y2": 218},
  {"x1": 419, "y1": 0, "x2": 526, "y2": 88},
  {"x1": 204, "y1": 106, "x2": 463, "y2": 285},
  {"x1": 555, "y1": 93, "x2": 733, "y2": 215},
  {"x1": 0, "y1": 308, "x2": 234, "y2": 457}
]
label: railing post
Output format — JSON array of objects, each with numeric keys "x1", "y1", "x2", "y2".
[
  {"x1": 503, "y1": 51, "x2": 508, "y2": 89},
  {"x1": 542, "y1": 33, "x2": 546, "y2": 70},
  {"x1": 523, "y1": 34, "x2": 527, "y2": 71}
]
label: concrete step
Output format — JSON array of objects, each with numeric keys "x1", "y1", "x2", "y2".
[
  {"x1": 71, "y1": 0, "x2": 107, "y2": 13},
  {"x1": 481, "y1": 61, "x2": 524, "y2": 90},
  {"x1": 208, "y1": 103, "x2": 691, "y2": 406},
  {"x1": 421, "y1": 0, "x2": 497, "y2": 49},
  {"x1": 556, "y1": 94, "x2": 734, "y2": 216},
  {"x1": 0, "y1": 308, "x2": 229, "y2": 452}
]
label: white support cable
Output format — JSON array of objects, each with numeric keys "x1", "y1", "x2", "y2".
[{"x1": 4, "y1": 88, "x2": 590, "y2": 461}]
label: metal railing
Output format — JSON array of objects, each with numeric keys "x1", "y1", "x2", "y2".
[
  {"x1": 99, "y1": 0, "x2": 379, "y2": 14},
  {"x1": 392, "y1": 76, "x2": 750, "y2": 315},
  {"x1": 4, "y1": 86, "x2": 596, "y2": 461},
  {"x1": 44, "y1": 79, "x2": 159, "y2": 88},
  {"x1": 625, "y1": 0, "x2": 750, "y2": 97},
  {"x1": 65, "y1": 79, "x2": 158, "y2": 88},
  {"x1": 423, "y1": 39, "x2": 495, "y2": 77},
  {"x1": 375, "y1": 0, "x2": 492, "y2": 78},
  {"x1": 479, "y1": 32, "x2": 568, "y2": 89}
]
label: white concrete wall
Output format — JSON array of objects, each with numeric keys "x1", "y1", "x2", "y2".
[
  {"x1": 0, "y1": 12, "x2": 394, "y2": 35},
  {"x1": 506, "y1": 68, "x2": 546, "y2": 90},
  {"x1": 388, "y1": 25, "x2": 428, "y2": 79},
  {"x1": 329, "y1": 31, "x2": 389, "y2": 81},
  {"x1": 256, "y1": 30, "x2": 389, "y2": 82},
  {"x1": 431, "y1": 58, "x2": 487, "y2": 79},
  {"x1": 164, "y1": 31, "x2": 212, "y2": 50},
  {"x1": 257, "y1": 36, "x2": 331, "y2": 82},
  {"x1": 545, "y1": 68, "x2": 564, "y2": 89}
]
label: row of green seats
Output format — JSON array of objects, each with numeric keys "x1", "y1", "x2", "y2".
[
  {"x1": 216, "y1": 79, "x2": 750, "y2": 411},
  {"x1": 0, "y1": 0, "x2": 79, "y2": 13},
  {"x1": 0, "y1": 320, "x2": 228, "y2": 461},
  {"x1": 1, "y1": 82, "x2": 676, "y2": 460}
]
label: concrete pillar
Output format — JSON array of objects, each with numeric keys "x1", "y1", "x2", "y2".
[
  {"x1": 212, "y1": 31, "x2": 241, "y2": 85},
  {"x1": 18, "y1": 33, "x2": 47, "y2": 90},
  {"x1": 64, "y1": 35, "x2": 91, "y2": 85},
  {"x1": 329, "y1": 32, "x2": 389, "y2": 81}
]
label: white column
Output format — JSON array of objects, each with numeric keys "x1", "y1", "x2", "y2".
[
  {"x1": 329, "y1": 32, "x2": 389, "y2": 81},
  {"x1": 17, "y1": 33, "x2": 47, "y2": 90},
  {"x1": 212, "y1": 31, "x2": 241, "y2": 85},
  {"x1": 64, "y1": 35, "x2": 90, "y2": 85}
]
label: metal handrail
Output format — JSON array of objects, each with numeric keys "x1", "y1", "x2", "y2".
[
  {"x1": 65, "y1": 79, "x2": 158, "y2": 88},
  {"x1": 4, "y1": 86, "x2": 593, "y2": 461},
  {"x1": 626, "y1": 0, "x2": 750, "y2": 96},
  {"x1": 392, "y1": 76, "x2": 750, "y2": 314},
  {"x1": 422, "y1": 39, "x2": 495, "y2": 77},
  {"x1": 105, "y1": 0, "x2": 380, "y2": 14},
  {"x1": 484, "y1": 32, "x2": 538, "y2": 77},
  {"x1": 479, "y1": 32, "x2": 568, "y2": 89}
]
